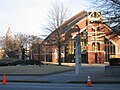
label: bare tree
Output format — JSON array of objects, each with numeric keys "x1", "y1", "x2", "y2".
[
  {"x1": 14, "y1": 33, "x2": 31, "y2": 58},
  {"x1": 91, "y1": 0, "x2": 120, "y2": 35},
  {"x1": 0, "y1": 36, "x2": 6, "y2": 49},
  {"x1": 14, "y1": 33, "x2": 42, "y2": 60},
  {"x1": 14, "y1": 32, "x2": 28, "y2": 48},
  {"x1": 44, "y1": 2, "x2": 70, "y2": 65},
  {"x1": 14, "y1": 33, "x2": 40, "y2": 52}
]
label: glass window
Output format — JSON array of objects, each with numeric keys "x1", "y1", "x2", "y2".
[
  {"x1": 92, "y1": 42, "x2": 95, "y2": 51},
  {"x1": 97, "y1": 42, "x2": 100, "y2": 51}
]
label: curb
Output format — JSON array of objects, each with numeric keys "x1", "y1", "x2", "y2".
[
  {"x1": 1, "y1": 80, "x2": 120, "y2": 84},
  {"x1": 66, "y1": 81, "x2": 120, "y2": 84},
  {"x1": 0, "y1": 80, "x2": 51, "y2": 83}
]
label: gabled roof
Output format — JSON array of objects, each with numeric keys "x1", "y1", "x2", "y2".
[
  {"x1": 43, "y1": 10, "x2": 88, "y2": 43},
  {"x1": 43, "y1": 10, "x2": 120, "y2": 46}
]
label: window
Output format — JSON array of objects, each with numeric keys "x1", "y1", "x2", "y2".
[
  {"x1": 97, "y1": 42, "x2": 100, "y2": 51},
  {"x1": 92, "y1": 42, "x2": 100, "y2": 51},
  {"x1": 92, "y1": 42, "x2": 95, "y2": 51},
  {"x1": 97, "y1": 27, "x2": 100, "y2": 31},
  {"x1": 91, "y1": 28, "x2": 95, "y2": 31},
  {"x1": 91, "y1": 12, "x2": 100, "y2": 18}
]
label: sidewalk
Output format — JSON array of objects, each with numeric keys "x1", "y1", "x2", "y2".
[
  {"x1": 0, "y1": 63, "x2": 120, "y2": 83},
  {"x1": 0, "y1": 64, "x2": 74, "y2": 76}
]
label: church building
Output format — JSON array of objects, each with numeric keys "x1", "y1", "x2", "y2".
[{"x1": 40, "y1": 10, "x2": 120, "y2": 64}]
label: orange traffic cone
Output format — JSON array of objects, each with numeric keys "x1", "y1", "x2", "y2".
[
  {"x1": 87, "y1": 75, "x2": 92, "y2": 87},
  {"x1": 2, "y1": 73, "x2": 6, "y2": 85}
]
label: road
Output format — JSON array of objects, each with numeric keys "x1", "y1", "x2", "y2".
[{"x1": 0, "y1": 82, "x2": 120, "y2": 90}]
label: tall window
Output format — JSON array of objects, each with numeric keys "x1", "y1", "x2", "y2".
[
  {"x1": 97, "y1": 42, "x2": 100, "y2": 51},
  {"x1": 92, "y1": 42, "x2": 95, "y2": 51},
  {"x1": 80, "y1": 31, "x2": 87, "y2": 52},
  {"x1": 105, "y1": 38, "x2": 116, "y2": 61},
  {"x1": 92, "y1": 42, "x2": 100, "y2": 51}
]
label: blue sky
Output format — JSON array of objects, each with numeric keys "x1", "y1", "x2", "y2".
[{"x1": 0, "y1": 0, "x2": 91, "y2": 36}]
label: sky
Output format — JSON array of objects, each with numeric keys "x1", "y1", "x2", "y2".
[{"x1": 0, "y1": 0, "x2": 91, "y2": 37}]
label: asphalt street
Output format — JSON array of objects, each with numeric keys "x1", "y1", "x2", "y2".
[{"x1": 0, "y1": 82, "x2": 120, "y2": 90}]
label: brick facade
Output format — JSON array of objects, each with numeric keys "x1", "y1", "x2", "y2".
[{"x1": 41, "y1": 10, "x2": 120, "y2": 64}]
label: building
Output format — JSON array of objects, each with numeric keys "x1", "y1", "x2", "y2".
[
  {"x1": 37, "y1": 10, "x2": 120, "y2": 64},
  {"x1": 6, "y1": 27, "x2": 13, "y2": 51}
]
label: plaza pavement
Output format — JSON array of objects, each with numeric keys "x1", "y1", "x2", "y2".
[{"x1": 0, "y1": 62, "x2": 120, "y2": 83}]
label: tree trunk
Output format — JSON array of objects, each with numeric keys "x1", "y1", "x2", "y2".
[{"x1": 58, "y1": 42, "x2": 61, "y2": 65}]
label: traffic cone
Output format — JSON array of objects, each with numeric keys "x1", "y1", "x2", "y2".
[
  {"x1": 2, "y1": 73, "x2": 6, "y2": 85},
  {"x1": 87, "y1": 75, "x2": 92, "y2": 87}
]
